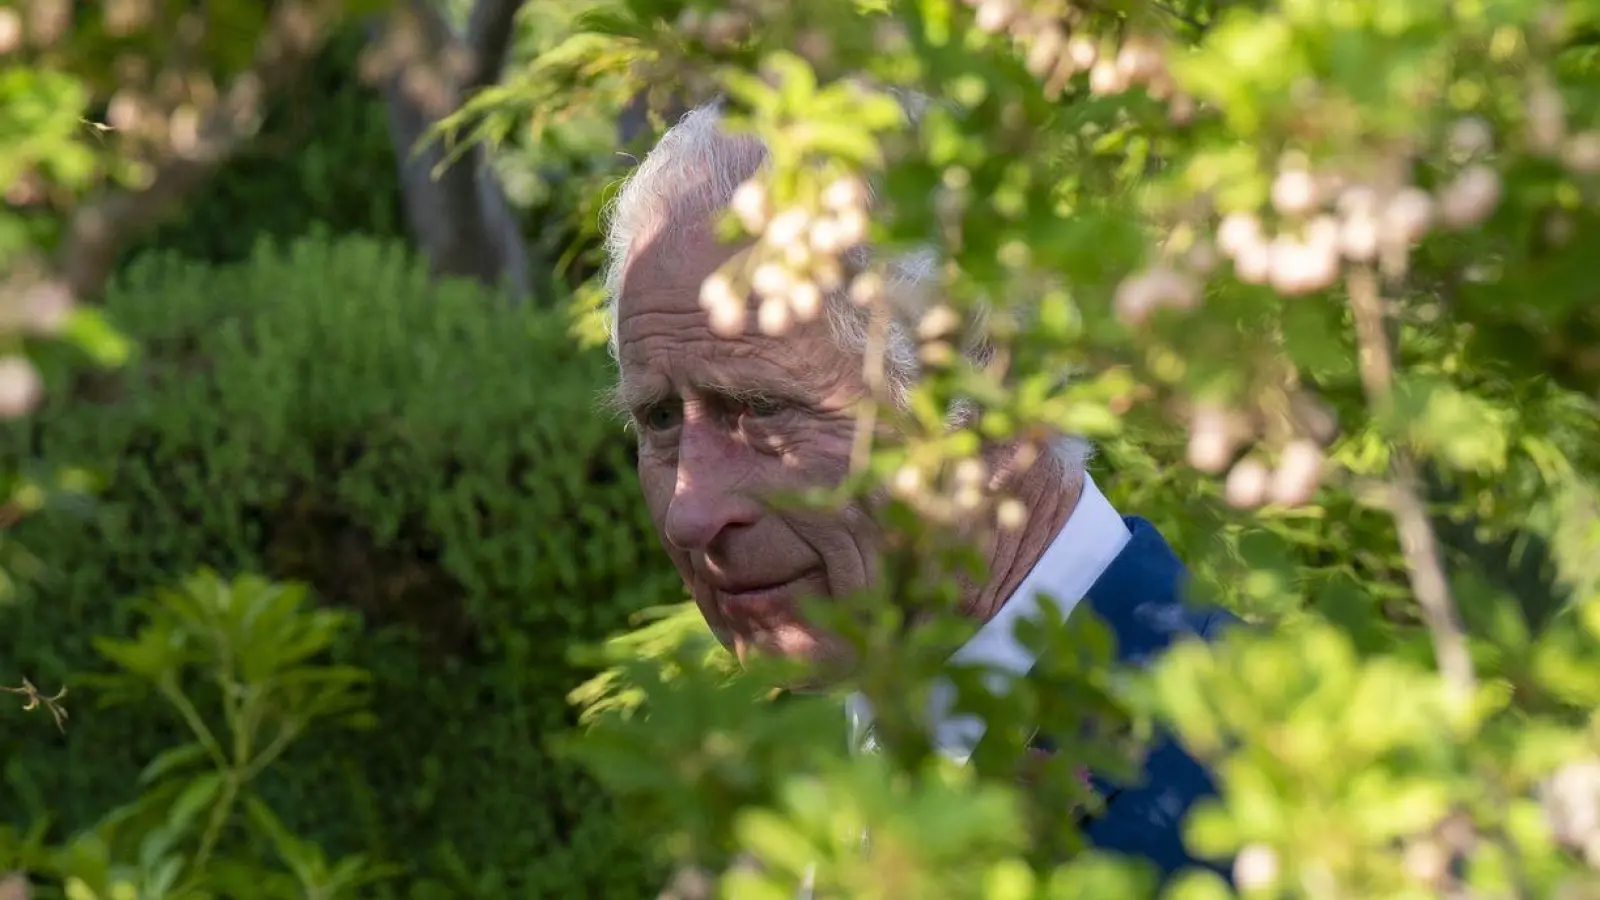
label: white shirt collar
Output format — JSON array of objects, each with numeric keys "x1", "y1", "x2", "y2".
[{"x1": 845, "y1": 473, "x2": 1131, "y2": 764}]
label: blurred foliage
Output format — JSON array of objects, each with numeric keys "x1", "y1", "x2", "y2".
[
  {"x1": 496, "y1": 0, "x2": 1600, "y2": 897},
  {"x1": 0, "y1": 235, "x2": 682, "y2": 897},
  {"x1": 3, "y1": 0, "x2": 1600, "y2": 897},
  {"x1": 120, "y1": 24, "x2": 407, "y2": 267},
  {"x1": 0, "y1": 572, "x2": 395, "y2": 899}
]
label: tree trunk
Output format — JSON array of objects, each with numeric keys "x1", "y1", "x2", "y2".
[{"x1": 368, "y1": 0, "x2": 532, "y2": 302}]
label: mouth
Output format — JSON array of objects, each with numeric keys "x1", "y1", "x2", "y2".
[{"x1": 718, "y1": 577, "x2": 803, "y2": 605}]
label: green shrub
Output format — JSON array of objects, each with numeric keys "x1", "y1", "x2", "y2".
[{"x1": 0, "y1": 235, "x2": 681, "y2": 898}]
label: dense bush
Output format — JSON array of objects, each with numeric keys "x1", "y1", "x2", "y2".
[{"x1": 0, "y1": 235, "x2": 681, "y2": 897}]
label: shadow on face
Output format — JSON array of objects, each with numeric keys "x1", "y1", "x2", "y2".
[{"x1": 614, "y1": 212, "x2": 885, "y2": 671}]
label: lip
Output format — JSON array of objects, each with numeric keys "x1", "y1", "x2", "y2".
[{"x1": 718, "y1": 579, "x2": 800, "y2": 602}]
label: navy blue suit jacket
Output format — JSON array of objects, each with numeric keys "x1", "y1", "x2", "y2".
[{"x1": 1066, "y1": 516, "x2": 1236, "y2": 882}]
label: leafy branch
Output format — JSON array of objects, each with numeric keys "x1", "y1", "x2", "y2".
[{"x1": 1346, "y1": 266, "x2": 1475, "y2": 698}]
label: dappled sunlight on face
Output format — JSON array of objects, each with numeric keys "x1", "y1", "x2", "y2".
[{"x1": 615, "y1": 216, "x2": 884, "y2": 673}]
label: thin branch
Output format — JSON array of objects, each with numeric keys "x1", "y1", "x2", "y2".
[
  {"x1": 159, "y1": 680, "x2": 230, "y2": 770},
  {"x1": 1, "y1": 678, "x2": 68, "y2": 732},
  {"x1": 851, "y1": 296, "x2": 891, "y2": 473},
  {"x1": 1346, "y1": 266, "x2": 1476, "y2": 698},
  {"x1": 1151, "y1": 2, "x2": 1208, "y2": 35}
]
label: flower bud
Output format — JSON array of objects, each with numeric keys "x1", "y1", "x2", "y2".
[
  {"x1": 996, "y1": 498, "x2": 1027, "y2": 530},
  {"x1": 731, "y1": 180, "x2": 770, "y2": 232},
  {"x1": 0, "y1": 355, "x2": 40, "y2": 419},
  {"x1": 752, "y1": 263, "x2": 790, "y2": 298},
  {"x1": 1065, "y1": 35, "x2": 1098, "y2": 69},
  {"x1": 955, "y1": 458, "x2": 987, "y2": 488},
  {"x1": 1026, "y1": 27, "x2": 1065, "y2": 79},
  {"x1": 1113, "y1": 267, "x2": 1200, "y2": 324},
  {"x1": 783, "y1": 242, "x2": 812, "y2": 270},
  {"x1": 790, "y1": 281, "x2": 822, "y2": 320},
  {"x1": 1563, "y1": 131, "x2": 1600, "y2": 174},
  {"x1": 1271, "y1": 169, "x2": 1319, "y2": 217},
  {"x1": 765, "y1": 209, "x2": 810, "y2": 249},
  {"x1": 823, "y1": 176, "x2": 868, "y2": 213},
  {"x1": 918, "y1": 304, "x2": 962, "y2": 340},
  {"x1": 974, "y1": 0, "x2": 1017, "y2": 34},
  {"x1": 811, "y1": 257, "x2": 844, "y2": 292},
  {"x1": 1268, "y1": 235, "x2": 1338, "y2": 295},
  {"x1": 1437, "y1": 165, "x2": 1502, "y2": 230},
  {"x1": 1526, "y1": 81, "x2": 1566, "y2": 154},
  {"x1": 1447, "y1": 116, "x2": 1494, "y2": 158},
  {"x1": 708, "y1": 296, "x2": 746, "y2": 336},
  {"x1": 21, "y1": 281, "x2": 72, "y2": 334},
  {"x1": 1382, "y1": 187, "x2": 1435, "y2": 243},
  {"x1": 1233, "y1": 844, "x2": 1280, "y2": 891},
  {"x1": 1225, "y1": 458, "x2": 1270, "y2": 509},
  {"x1": 1089, "y1": 60, "x2": 1127, "y2": 96},
  {"x1": 0, "y1": 9, "x2": 21, "y2": 56},
  {"x1": 833, "y1": 208, "x2": 868, "y2": 248},
  {"x1": 1115, "y1": 35, "x2": 1162, "y2": 82},
  {"x1": 1233, "y1": 238, "x2": 1272, "y2": 284},
  {"x1": 849, "y1": 272, "x2": 885, "y2": 306},
  {"x1": 1187, "y1": 404, "x2": 1244, "y2": 474},
  {"x1": 700, "y1": 273, "x2": 739, "y2": 310},
  {"x1": 1269, "y1": 439, "x2": 1323, "y2": 506},
  {"x1": 1337, "y1": 185, "x2": 1379, "y2": 217},
  {"x1": 893, "y1": 464, "x2": 923, "y2": 496},
  {"x1": 1217, "y1": 212, "x2": 1262, "y2": 257},
  {"x1": 1340, "y1": 212, "x2": 1380, "y2": 261},
  {"x1": 1404, "y1": 840, "x2": 1449, "y2": 886},
  {"x1": 757, "y1": 296, "x2": 791, "y2": 335}
]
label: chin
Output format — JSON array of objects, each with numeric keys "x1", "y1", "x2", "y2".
[{"x1": 733, "y1": 626, "x2": 855, "y2": 686}]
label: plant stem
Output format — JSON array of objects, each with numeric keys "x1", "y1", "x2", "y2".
[
  {"x1": 1346, "y1": 267, "x2": 1476, "y2": 699},
  {"x1": 161, "y1": 680, "x2": 229, "y2": 769},
  {"x1": 851, "y1": 296, "x2": 891, "y2": 474},
  {"x1": 241, "y1": 720, "x2": 304, "y2": 782},
  {"x1": 192, "y1": 771, "x2": 241, "y2": 876}
]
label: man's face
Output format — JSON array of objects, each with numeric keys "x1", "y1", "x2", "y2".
[{"x1": 615, "y1": 216, "x2": 881, "y2": 666}]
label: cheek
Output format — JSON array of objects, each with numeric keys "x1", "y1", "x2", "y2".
[
  {"x1": 775, "y1": 414, "x2": 857, "y2": 483},
  {"x1": 637, "y1": 455, "x2": 677, "y2": 527}
]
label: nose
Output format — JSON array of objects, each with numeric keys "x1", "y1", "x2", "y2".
[{"x1": 662, "y1": 419, "x2": 763, "y2": 552}]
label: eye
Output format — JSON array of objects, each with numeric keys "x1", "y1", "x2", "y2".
[{"x1": 639, "y1": 402, "x2": 683, "y2": 432}]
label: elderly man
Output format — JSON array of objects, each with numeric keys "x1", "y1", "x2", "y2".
[{"x1": 601, "y1": 99, "x2": 1235, "y2": 883}]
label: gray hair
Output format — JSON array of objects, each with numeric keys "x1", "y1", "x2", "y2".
[{"x1": 598, "y1": 97, "x2": 1089, "y2": 472}]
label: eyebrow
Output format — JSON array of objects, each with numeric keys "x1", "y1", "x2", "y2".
[{"x1": 606, "y1": 378, "x2": 792, "y2": 418}]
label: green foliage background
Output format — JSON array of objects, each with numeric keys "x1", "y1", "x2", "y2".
[
  {"x1": 119, "y1": 26, "x2": 409, "y2": 267},
  {"x1": 0, "y1": 236, "x2": 678, "y2": 897},
  {"x1": 4, "y1": 0, "x2": 1600, "y2": 896}
]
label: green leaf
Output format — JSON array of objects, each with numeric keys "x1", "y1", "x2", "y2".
[
  {"x1": 61, "y1": 307, "x2": 133, "y2": 367},
  {"x1": 166, "y1": 772, "x2": 225, "y2": 831},
  {"x1": 244, "y1": 796, "x2": 323, "y2": 881},
  {"x1": 138, "y1": 743, "x2": 209, "y2": 786},
  {"x1": 1389, "y1": 377, "x2": 1512, "y2": 473}
]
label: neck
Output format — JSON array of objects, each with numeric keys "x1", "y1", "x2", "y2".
[{"x1": 963, "y1": 449, "x2": 1082, "y2": 624}]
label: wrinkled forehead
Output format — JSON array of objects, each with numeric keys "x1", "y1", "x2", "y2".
[
  {"x1": 620, "y1": 208, "x2": 731, "y2": 301},
  {"x1": 614, "y1": 219, "x2": 856, "y2": 406}
]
